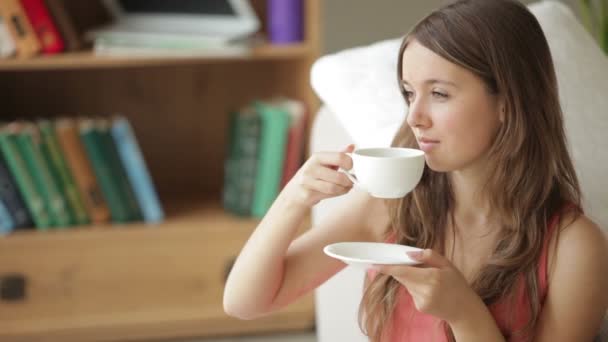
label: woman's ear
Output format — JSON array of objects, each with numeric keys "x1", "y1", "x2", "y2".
[{"x1": 498, "y1": 98, "x2": 506, "y2": 123}]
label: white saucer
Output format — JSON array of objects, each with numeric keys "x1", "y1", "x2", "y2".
[{"x1": 323, "y1": 242, "x2": 423, "y2": 269}]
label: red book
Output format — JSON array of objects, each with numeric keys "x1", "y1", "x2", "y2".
[
  {"x1": 280, "y1": 99, "x2": 307, "y2": 190},
  {"x1": 19, "y1": 0, "x2": 64, "y2": 54}
]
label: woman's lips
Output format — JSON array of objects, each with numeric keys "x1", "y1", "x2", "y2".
[{"x1": 418, "y1": 137, "x2": 440, "y2": 152}]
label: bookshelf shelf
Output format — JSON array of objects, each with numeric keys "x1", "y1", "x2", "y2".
[
  {"x1": 0, "y1": 43, "x2": 315, "y2": 71},
  {"x1": 3, "y1": 199, "x2": 311, "y2": 241}
]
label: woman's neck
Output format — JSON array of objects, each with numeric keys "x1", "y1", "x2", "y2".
[{"x1": 449, "y1": 168, "x2": 493, "y2": 231}]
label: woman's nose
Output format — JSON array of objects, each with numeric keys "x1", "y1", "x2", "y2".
[{"x1": 406, "y1": 100, "x2": 431, "y2": 129}]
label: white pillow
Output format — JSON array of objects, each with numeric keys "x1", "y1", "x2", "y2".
[
  {"x1": 311, "y1": 38, "x2": 404, "y2": 148},
  {"x1": 310, "y1": 1, "x2": 608, "y2": 228},
  {"x1": 529, "y1": 2, "x2": 608, "y2": 229}
]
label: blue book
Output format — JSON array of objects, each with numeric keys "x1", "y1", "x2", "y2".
[
  {"x1": 0, "y1": 199, "x2": 15, "y2": 235},
  {"x1": 110, "y1": 117, "x2": 164, "y2": 223},
  {"x1": 0, "y1": 146, "x2": 33, "y2": 229}
]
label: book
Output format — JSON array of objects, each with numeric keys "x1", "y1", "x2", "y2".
[
  {"x1": 223, "y1": 107, "x2": 261, "y2": 216},
  {"x1": 279, "y1": 99, "x2": 307, "y2": 189},
  {"x1": 55, "y1": 118, "x2": 110, "y2": 224},
  {"x1": 0, "y1": 0, "x2": 41, "y2": 58},
  {"x1": 251, "y1": 100, "x2": 291, "y2": 218},
  {"x1": 0, "y1": 152, "x2": 33, "y2": 229},
  {"x1": 96, "y1": 119, "x2": 142, "y2": 222},
  {"x1": 15, "y1": 123, "x2": 71, "y2": 227},
  {"x1": 87, "y1": 19, "x2": 259, "y2": 58},
  {"x1": 0, "y1": 198, "x2": 15, "y2": 235},
  {"x1": 109, "y1": 116, "x2": 162, "y2": 223},
  {"x1": 0, "y1": 16, "x2": 17, "y2": 57},
  {"x1": 79, "y1": 119, "x2": 131, "y2": 223},
  {"x1": 38, "y1": 120, "x2": 89, "y2": 225},
  {"x1": 19, "y1": 0, "x2": 64, "y2": 54},
  {"x1": 222, "y1": 111, "x2": 239, "y2": 213},
  {"x1": 43, "y1": 0, "x2": 81, "y2": 51},
  {"x1": 0, "y1": 124, "x2": 51, "y2": 229}
]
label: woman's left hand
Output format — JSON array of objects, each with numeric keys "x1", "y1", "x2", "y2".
[{"x1": 373, "y1": 248, "x2": 481, "y2": 324}]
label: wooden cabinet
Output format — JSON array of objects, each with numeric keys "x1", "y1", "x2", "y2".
[{"x1": 0, "y1": 0, "x2": 320, "y2": 340}]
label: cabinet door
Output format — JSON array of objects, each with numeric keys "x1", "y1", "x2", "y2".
[{"x1": 0, "y1": 223, "x2": 314, "y2": 341}]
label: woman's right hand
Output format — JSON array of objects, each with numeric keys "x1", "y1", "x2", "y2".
[{"x1": 284, "y1": 144, "x2": 356, "y2": 207}]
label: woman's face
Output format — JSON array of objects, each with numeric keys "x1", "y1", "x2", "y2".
[{"x1": 401, "y1": 40, "x2": 503, "y2": 173}]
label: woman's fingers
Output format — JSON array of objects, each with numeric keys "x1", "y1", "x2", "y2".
[
  {"x1": 305, "y1": 178, "x2": 352, "y2": 196},
  {"x1": 313, "y1": 166, "x2": 354, "y2": 188},
  {"x1": 312, "y1": 151, "x2": 353, "y2": 171}
]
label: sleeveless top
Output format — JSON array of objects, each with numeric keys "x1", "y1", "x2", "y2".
[{"x1": 368, "y1": 206, "x2": 571, "y2": 342}]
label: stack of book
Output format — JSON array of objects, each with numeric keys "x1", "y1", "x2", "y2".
[
  {"x1": 0, "y1": 0, "x2": 82, "y2": 59},
  {"x1": 223, "y1": 98, "x2": 307, "y2": 218},
  {"x1": 0, "y1": 116, "x2": 164, "y2": 235}
]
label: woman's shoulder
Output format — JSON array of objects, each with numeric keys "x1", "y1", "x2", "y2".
[
  {"x1": 556, "y1": 213, "x2": 606, "y2": 256},
  {"x1": 549, "y1": 212, "x2": 607, "y2": 282},
  {"x1": 540, "y1": 213, "x2": 608, "y2": 339}
]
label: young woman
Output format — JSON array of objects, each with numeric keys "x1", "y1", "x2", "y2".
[{"x1": 223, "y1": 0, "x2": 608, "y2": 340}]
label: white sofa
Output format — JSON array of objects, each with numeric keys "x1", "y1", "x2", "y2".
[{"x1": 310, "y1": 2, "x2": 608, "y2": 341}]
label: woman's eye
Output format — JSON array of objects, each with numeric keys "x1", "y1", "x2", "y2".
[
  {"x1": 404, "y1": 91, "x2": 414, "y2": 100},
  {"x1": 432, "y1": 91, "x2": 448, "y2": 99}
]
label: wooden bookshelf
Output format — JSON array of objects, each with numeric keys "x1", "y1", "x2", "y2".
[
  {"x1": 0, "y1": 0, "x2": 321, "y2": 340},
  {"x1": 0, "y1": 43, "x2": 316, "y2": 71}
]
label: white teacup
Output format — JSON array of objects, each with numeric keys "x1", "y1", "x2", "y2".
[{"x1": 344, "y1": 147, "x2": 425, "y2": 199}]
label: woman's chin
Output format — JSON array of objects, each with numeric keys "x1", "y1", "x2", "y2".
[{"x1": 424, "y1": 156, "x2": 453, "y2": 173}]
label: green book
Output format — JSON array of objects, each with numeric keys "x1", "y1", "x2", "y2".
[
  {"x1": 222, "y1": 107, "x2": 261, "y2": 216},
  {"x1": 96, "y1": 120, "x2": 141, "y2": 221},
  {"x1": 236, "y1": 108, "x2": 261, "y2": 216},
  {"x1": 80, "y1": 120, "x2": 131, "y2": 223},
  {"x1": 222, "y1": 111, "x2": 241, "y2": 213},
  {"x1": 0, "y1": 125, "x2": 52, "y2": 229},
  {"x1": 251, "y1": 101, "x2": 291, "y2": 218},
  {"x1": 15, "y1": 124, "x2": 72, "y2": 228},
  {"x1": 38, "y1": 120, "x2": 90, "y2": 226}
]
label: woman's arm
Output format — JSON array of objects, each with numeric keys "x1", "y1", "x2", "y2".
[
  {"x1": 223, "y1": 149, "x2": 388, "y2": 320},
  {"x1": 533, "y1": 215, "x2": 608, "y2": 341}
]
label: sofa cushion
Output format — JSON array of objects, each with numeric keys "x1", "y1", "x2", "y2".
[{"x1": 310, "y1": 1, "x2": 608, "y2": 228}]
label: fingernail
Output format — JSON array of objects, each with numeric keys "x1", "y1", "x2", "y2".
[{"x1": 407, "y1": 251, "x2": 422, "y2": 259}]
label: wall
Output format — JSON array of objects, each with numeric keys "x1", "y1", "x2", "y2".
[{"x1": 322, "y1": 0, "x2": 581, "y2": 54}]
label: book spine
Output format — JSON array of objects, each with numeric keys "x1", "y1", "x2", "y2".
[
  {"x1": 80, "y1": 122, "x2": 131, "y2": 223},
  {"x1": 19, "y1": 0, "x2": 64, "y2": 54},
  {"x1": 15, "y1": 128, "x2": 71, "y2": 227},
  {"x1": 0, "y1": 153, "x2": 33, "y2": 228},
  {"x1": 235, "y1": 109, "x2": 261, "y2": 216},
  {"x1": 222, "y1": 111, "x2": 240, "y2": 214},
  {"x1": 0, "y1": 199, "x2": 15, "y2": 234},
  {"x1": 279, "y1": 100, "x2": 306, "y2": 189},
  {"x1": 96, "y1": 123, "x2": 142, "y2": 221},
  {"x1": 0, "y1": 130, "x2": 51, "y2": 229},
  {"x1": 0, "y1": 16, "x2": 17, "y2": 57},
  {"x1": 38, "y1": 120, "x2": 89, "y2": 225},
  {"x1": 43, "y1": 0, "x2": 81, "y2": 51},
  {"x1": 55, "y1": 119, "x2": 110, "y2": 224},
  {"x1": 251, "y1": 101, "x2": 291, "y2": 218},
  {"x1": 110, "y1": 117, "x2": 163, "y2": 223},
  {"x1": 0, "y1": 0, "x2": 41, "y2": 58}
]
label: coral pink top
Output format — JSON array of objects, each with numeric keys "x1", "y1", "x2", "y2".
[{"x1": 369, "y1": 208, "x2": 569, "y2": 342}]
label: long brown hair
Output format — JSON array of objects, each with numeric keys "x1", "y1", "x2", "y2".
[{"x1": 358, "y1": 0, "x2": 582, "y2": 341}]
